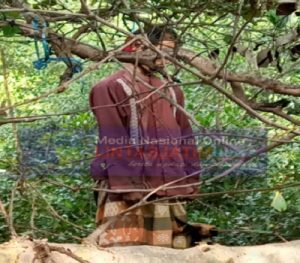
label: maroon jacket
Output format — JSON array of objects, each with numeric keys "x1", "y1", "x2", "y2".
[{"x1": 89, "y1": 68, "x2": 200, "y2": 199}]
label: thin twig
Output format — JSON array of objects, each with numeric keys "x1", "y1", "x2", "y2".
[{"x1": 0, "y1": 199, "x2": 17, "y2": 238}]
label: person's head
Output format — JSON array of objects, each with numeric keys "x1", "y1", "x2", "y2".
[
  {"x1": 123, "y1": 25, "x2": 178, "y2": 53},
  {"x1": 122, "y1": 25, "x2": 178, "y2": 73}
]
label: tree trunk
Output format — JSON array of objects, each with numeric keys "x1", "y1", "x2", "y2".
[{"x1": 0, "y1": 238, "x2": 300, "y2": 263}]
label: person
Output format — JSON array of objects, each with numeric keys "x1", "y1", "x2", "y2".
[{"x1": 89, "y1": 26, "x2": 201, "y2": 248}]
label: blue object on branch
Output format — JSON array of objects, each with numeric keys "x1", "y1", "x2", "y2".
[{"x1": 31, "y1": 18, "x2": 83, "y2": 73}]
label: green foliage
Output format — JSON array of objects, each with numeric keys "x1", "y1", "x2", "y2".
[
  {"x1": 187, "y1": 176, "x2": 300, "y2": 245},
  {"x1": 1, "y1": 25, "x2": 20, "y2": 37},
  {"x1": 265, "y1": 10, "x2": 288, "y2": 28},
  {"x1": 0, "y1": 174, "x2": 96, "y2": 243},
  {"x1": 0, "y1": 2, "x2": 299, "y2": 246}
]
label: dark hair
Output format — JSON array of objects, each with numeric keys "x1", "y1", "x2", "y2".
[{"x1": 133, "y1": 25, "x2": 178, "y2": 46}]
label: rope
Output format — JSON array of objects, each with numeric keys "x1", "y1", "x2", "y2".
[{"x1": 31, "y1": 18, "x2": 82, "y2": 74}]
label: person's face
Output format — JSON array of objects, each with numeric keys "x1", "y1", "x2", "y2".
[
  {"x1": 129, "y1": 37, "x2": 176, "y2": 71},
  {"x1": 130, "y1": 38, "x2": 176, "y2": 52},
  {"x1": 156, "y1": 39, "x2": 176, "y2": 50},
  {"x1": 154, "y1": 39, "x2": 176, "y2": 67}
]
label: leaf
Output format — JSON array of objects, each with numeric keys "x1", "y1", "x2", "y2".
[
  {"x1": 5, "y1": 11, "x2": 21, "y2": 19},
  {"x1": 223, "y1": 35, "x2": 232, "y2": 44},
  {"x1": 38, "y1": 0, "x2": 57, "y2": 7},
  {"x1": 120, "y1": 8, "x2": 152, "y2": 14},
  {"x1": 2, "y1": 25, "x2": 21, "y2": 37},
  {"x1": 266, "y1": 9, "x2": 288, "y2": 28},
  {"x1": 271, "y1": 191, "x2": 287, "y2": 212}
]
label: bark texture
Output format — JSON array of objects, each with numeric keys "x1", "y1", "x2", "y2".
[{"x1": 0, "y1": 238, "x2": 300, "y2": 263}]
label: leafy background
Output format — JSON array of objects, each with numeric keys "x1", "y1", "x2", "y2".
[{"x1": 0, "y1": 0, "x2": 300, "y2": 245}]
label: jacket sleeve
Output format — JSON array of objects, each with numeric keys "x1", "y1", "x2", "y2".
[
  {"x1": 89, "y1": 79, "x2": 144, "y2": 188},
  {"x1": 89, "y1": 80, "x2": 126, "y2": 181},
  {"x1": 175, "y1": 87, "x2": 201, "y2": 182}
]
